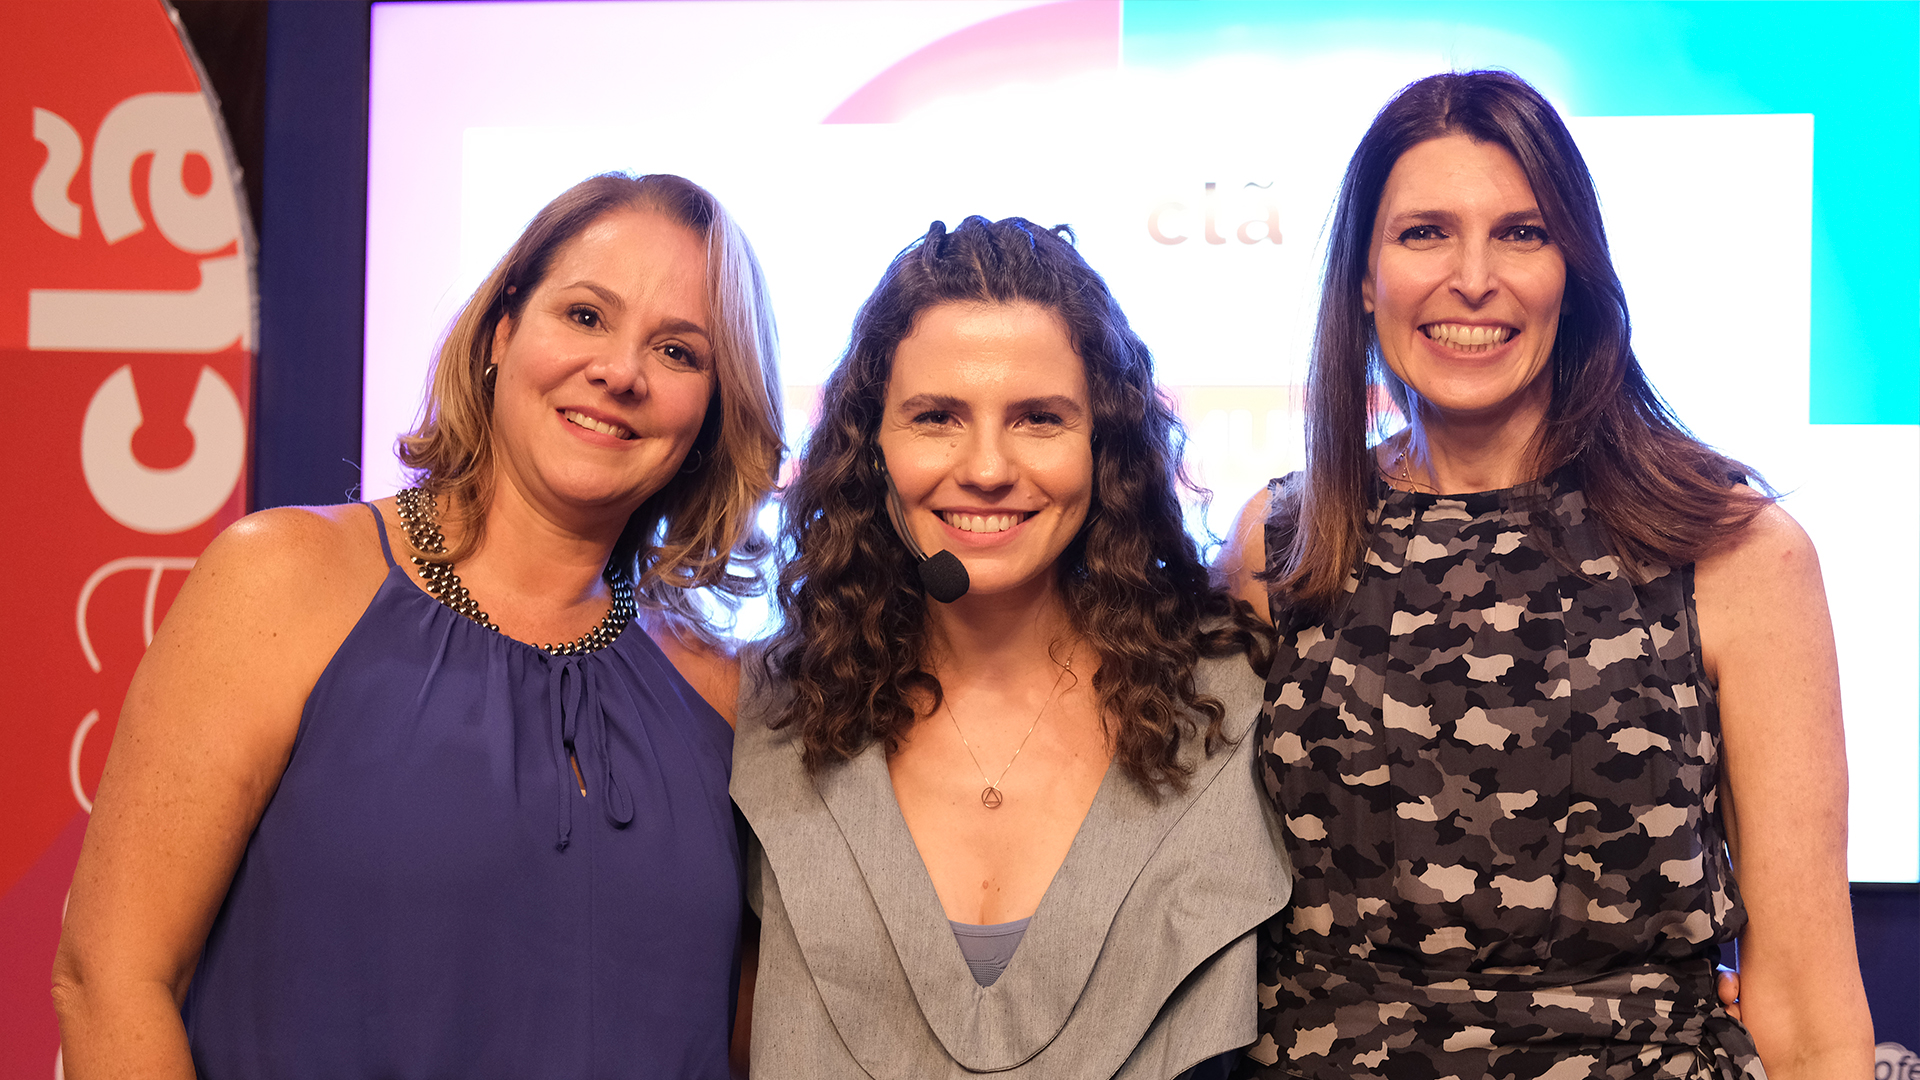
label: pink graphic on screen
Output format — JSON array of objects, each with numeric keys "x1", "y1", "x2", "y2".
[{"x1": 825, "y1": 0, "x2": 1119, "y2": 123}]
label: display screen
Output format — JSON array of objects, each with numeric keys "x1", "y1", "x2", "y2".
[{"x1": 365, "y1": 0, "x2": 1917, "y2": 881}]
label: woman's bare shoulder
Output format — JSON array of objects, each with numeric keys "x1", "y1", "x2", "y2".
[
  {"x1": 220, "y1": 501, "x2": 386, "y2": 551},
  {"x1": 641, "y1": 611, "x2": 744, "y2": 727},
  {"x1": 164, "y1": 503, "x2": 398, "y2": 655},
  {"x1": 1691, "y1": 494, "x2": 1828, "y2": 685},
  {"x1": 111, "y1": 502, "x2": 397, "y2": 811},
  {"x1": 1693, "y1": 494, "x2": 1818, "y2": 592},
  {"x1": 197, "y1": 502, "x2": 392, "y2": 597},
  {"x1": 1218, "y1": 484, "x2": 1279, "y2": 625}
]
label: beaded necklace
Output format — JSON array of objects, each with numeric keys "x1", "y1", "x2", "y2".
[{"x1": 394, "y1": 487, "x2": 634, "y2": 656}]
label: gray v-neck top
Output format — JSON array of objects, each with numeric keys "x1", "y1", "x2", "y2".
[{"x1": 732, "y1": 647, "x2": 1292, "y2": 1079}]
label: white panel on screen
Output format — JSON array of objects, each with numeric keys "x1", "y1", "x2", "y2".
[{"x1": 1580, "y1": 114, "x2": 1918, "y2": 880}]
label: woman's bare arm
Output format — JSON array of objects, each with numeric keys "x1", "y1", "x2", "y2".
[
  {"x1": 52, "y1": 506, "x2": 386, "y2": 1080},
  {"x1": 1218, "y1": 486, "x2": 1276, "y2": 626},
  {"x1": 1694, "y1": 500, "x2": 1872, "y2": 1078}
]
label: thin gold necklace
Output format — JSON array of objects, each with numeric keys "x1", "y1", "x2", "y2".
[
  {"x1": 941, "y1": 643, "x2": 1077, "y2": 810},
  {"x1": 1388, "y1": 436, "x2": 1435, "y2": 493}
]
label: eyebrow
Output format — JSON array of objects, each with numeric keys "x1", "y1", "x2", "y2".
[
  {"x1": 558, "y1": 280, "x2": 711, "y2": 340},
  {"x1": 894, "y1": 393, "x2": 1087, "y2": 417},
  {"x1": 1009, "y1": 394, "x2": 1086, "y2": 418},
  {"x1": 654, "y1": 317, "x2": 711, "y2": 342},
  {"x1": 562, "y1": 280, "x2": 625, "y2": 311},
  {"x1": 1389, "y1": 208, "x2": 1546, "y2": 228},
  {"x1": 896, "y1": 393, "x2": 967, "y2": 413}
]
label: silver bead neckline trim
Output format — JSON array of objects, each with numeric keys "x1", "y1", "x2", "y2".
[{"x1": 394, "y1": 487, "x2": 634, "y2": 656}]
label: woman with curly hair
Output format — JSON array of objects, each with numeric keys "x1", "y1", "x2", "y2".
[
  {"x1": 731, "y1": 215, "x2": 1289, "y2": 1078},
  {"x1": 55, "y1": 173, "x2": 783, "y2": 1078}
]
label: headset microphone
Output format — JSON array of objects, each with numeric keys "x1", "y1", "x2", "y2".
[
  {"x1": 873, "y1": 450, "x2": 971, "y2": 604},
  {"x1": 916, "y1": 549, "x2": 970, "y2": 605}
]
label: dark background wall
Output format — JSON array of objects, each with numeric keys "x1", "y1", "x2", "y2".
[
  {"x1": 171, "y1": 0, "x2": 1918, "y2": 1049},
  {"x1": 177, "y1": 0, "x2": 368, "y2": 510},
  {"x1": 1855, "y1": 886, "x2": 1918, "y2": 1046}
]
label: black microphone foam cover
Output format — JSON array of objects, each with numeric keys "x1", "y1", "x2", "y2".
[{"x1": 918, "y1": 550, "x2": 970, "y2": 604}]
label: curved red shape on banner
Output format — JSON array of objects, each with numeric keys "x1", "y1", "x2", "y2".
[
  {"x1": 0, "y1": 1, "x2": 253, "y2": 1072},
  {"x1": 823, "y1": 0, "x2": 1121, "y2": 123},
  {"x1": 0, "y1": 812, "x2": 88, "y2": 1058}
]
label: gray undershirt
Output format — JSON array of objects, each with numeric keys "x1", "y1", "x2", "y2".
[{"x1": 948, "y1": 916, "x2": 1032, "y2": 987}]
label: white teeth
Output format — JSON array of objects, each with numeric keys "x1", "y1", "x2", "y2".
[
  {"x1": 564, "y1": 410, "x2": 635, "y2": 440},
  {"x1": 942, "y1": 512, "x2": 1022, "y2": 534},
  {"x1": 1423, "y1": 323, "x2": 1514, "y2": 351}
]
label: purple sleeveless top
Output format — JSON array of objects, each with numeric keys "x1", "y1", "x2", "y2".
[{"x1": 181, "y1": 503, "x2": 742, "y2": 1079}]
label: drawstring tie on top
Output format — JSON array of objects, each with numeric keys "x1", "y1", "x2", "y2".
[{"x1": 548, "y1": 655, "x2": 635, "y2": 851}]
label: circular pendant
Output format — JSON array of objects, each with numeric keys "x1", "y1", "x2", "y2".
[{"x1": 980, "y1": 786, "x2": 1004, "y2": 809}]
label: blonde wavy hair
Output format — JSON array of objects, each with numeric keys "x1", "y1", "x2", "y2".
[{"x1": 398, "y1": 173, "x2": 783, "y2": 642}]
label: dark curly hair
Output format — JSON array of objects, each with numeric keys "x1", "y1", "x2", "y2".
[{"x1": 767, "y1": 215, "x2": 1271, "y2": 793}]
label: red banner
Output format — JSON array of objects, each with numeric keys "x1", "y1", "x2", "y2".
[{"x1": 0, "y1": 2, "x2": 252, "y2": 1071}]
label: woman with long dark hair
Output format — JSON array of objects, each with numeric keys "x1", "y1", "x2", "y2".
[
  {"x1": 1222, "y1": 71, "x2": 1870, "y2": 1078},
  {"x1": 733, "y1": 215, "x2": 1287, "y2": 1078},
  {"x1": 55, "y1": 173, "x2": 783, "y2": 1078}
]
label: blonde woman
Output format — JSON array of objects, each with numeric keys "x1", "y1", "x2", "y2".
[{"x1": 54, "y1": 173, "x2": 783, "y2": 1080}]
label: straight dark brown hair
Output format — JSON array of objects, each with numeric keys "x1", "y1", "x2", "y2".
[{"x1": 1271, "y1": 70, "x2": 1769, "y2": 618}]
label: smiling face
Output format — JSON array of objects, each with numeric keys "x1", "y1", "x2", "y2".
[
  {"x1": 876, "y1": 301, "x2": 1094, "y2": 603},
  {"x1": 488, "y1": 208, "x2": 715, "y2": 529},
  {"x1": 1364, "y1": 134, "x2": 1568, "y2": 431}
]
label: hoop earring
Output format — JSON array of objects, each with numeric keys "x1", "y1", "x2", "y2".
[
  {"x1": 483, "y1": 363, "x2": 498, "y2": 390},
  {"x1": 679, "y1": 448, "x2": 705, "y2": 474}
]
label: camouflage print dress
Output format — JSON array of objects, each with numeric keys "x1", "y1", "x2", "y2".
[{"x1": 1243, "y1": 472, "x2": 1764, "y2": 1080}]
